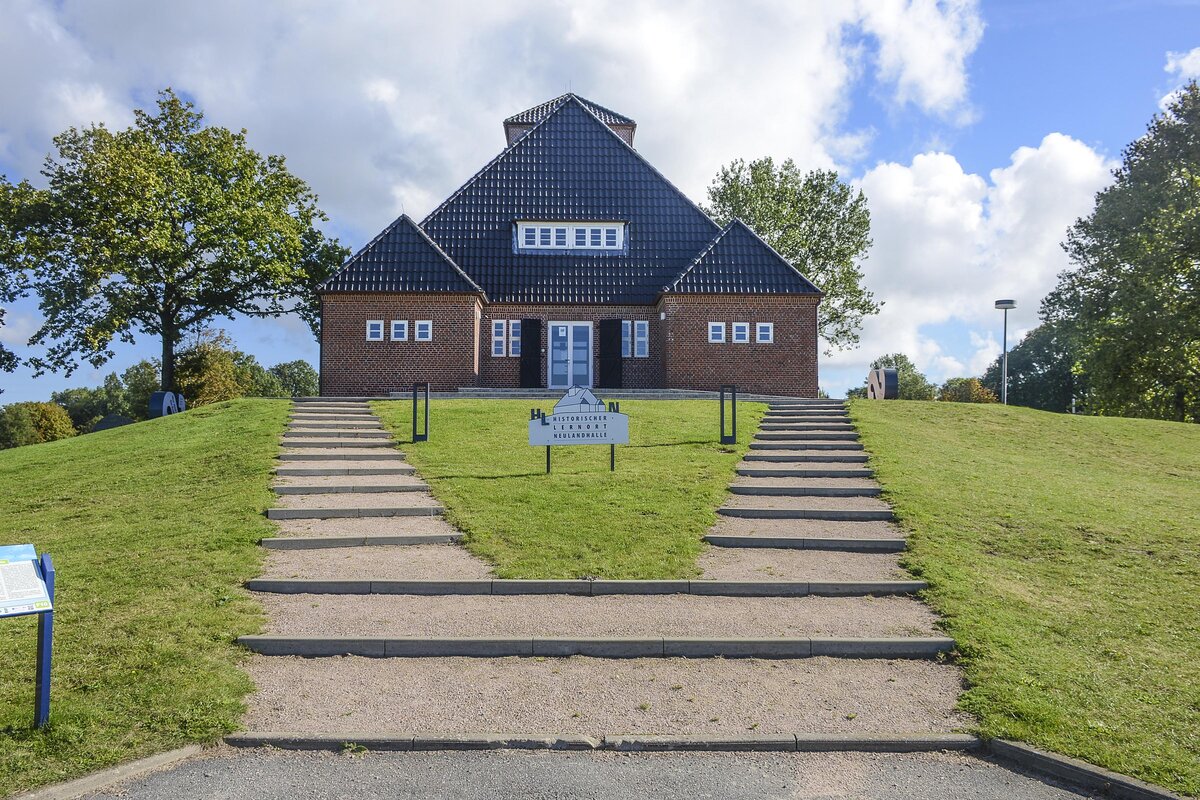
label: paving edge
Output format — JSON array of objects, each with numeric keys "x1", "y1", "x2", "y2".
[
  {"x1": 10, "y1": 745, "x2": 203, "y2": 800},
  {"x1": 984, "y1": 739, "x2": 1186, "y2": 800},
  {"x1": 224, "y1": 732, "x2": 979, "y2": 754}
]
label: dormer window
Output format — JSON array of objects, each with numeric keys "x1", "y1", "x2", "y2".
[{"x1": 517, "y1": 222, "x2": 625, "y2": 252}]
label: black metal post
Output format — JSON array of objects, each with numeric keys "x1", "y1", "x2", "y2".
[
  {"x1": 610, "y1": 443, "x2": 615, "y2": 471},
  {"x1": 34, "y1": 553, "x2": 54, "y2": 728},
  {"x1": 720, "y1": 384, "x2": 737, "y2": 444},
  {"x1": 546, "y1": 446, "x2": 551, "y2": 474},
  {"x1": 412, "y1": 382, "x2": 429, "y2": 442}
]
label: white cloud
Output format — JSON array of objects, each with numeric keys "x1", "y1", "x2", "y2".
[{"x1": 1161, "y1": 46, "x2": 1200, "y2": 109}]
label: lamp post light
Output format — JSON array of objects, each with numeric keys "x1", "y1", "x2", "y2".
[{"x1": 994, "y1": 299, "x2": 1016, "y2": 404}]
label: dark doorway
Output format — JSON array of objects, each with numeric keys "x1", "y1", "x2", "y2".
[
  {"x1": 597, "y1": 319, "x2": 623, "y2": 388},
  {"x1": 519, "y1": 319, "x2": 542, "y2": 388}
]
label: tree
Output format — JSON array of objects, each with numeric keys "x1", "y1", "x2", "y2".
[
  {"x1": 938, "y1": 377, "x2": 998, "y2": 403},
  {"x1": 1, "y1": 89, "x2": 347, "y2": 392},
  {"x1": 0, "y1": 402, "x2": 77, "y2": 449},
  {"x1": 0, "y1": 178, "x2": 40, "y2": 378},
  {"x1": 847, "y1": 353, "x2": 936, "y2": 400},
  {"x1": 705, "y1": 158, "x2": 878, "y2": 351},
  {"x1": 981, "y1": 323, "x2": 1079, "y2": 413},
  {"x1": 269, "y1": 360, "x2": 319, "y2": 397},
  {"x1": 1042, "y1": 82, "x2": 1200, "y2": 422}
]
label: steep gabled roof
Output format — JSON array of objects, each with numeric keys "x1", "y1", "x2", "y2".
[
  {"x1": 505, "y1": 93, "x2": 635, "y2": 126},
  {"x1": 319, "y1": 214, "x2": 484, "y2": 295},
  {"x1": 666, "y1": 219, "x2": 822, "y2": 295},
  {"x1": 421, "y1": 96, "x2": 720, "y2": 304}
]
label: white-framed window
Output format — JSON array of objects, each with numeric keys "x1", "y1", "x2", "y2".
[
  {"x1": 390, "y1": 320, "x2": 409, "y2": 341},
  {"x1": 634, "y1": 320, "x2": 649, "y2": 357},
  {"x1": 621, "y1": 320, "x2": 632, "y2": 357},
  {"x1": 708, "y1": 322, "x2": 726, "y2": 343},
  {"x1": 509, "y1": 320, "x2": 522, "y2": 357},
  {"x1": 415, "y1": 320, "x2": 433, "y2": 342},
  {"x1": 756, "y1": 322, "x2": 775, "y2": 343},
  {"x1": 491, "y1": 319, "x2": 506, "y2": 357},
  {"x1": 731, "y1": 322, "x2": 750, "y2": 343},
  {"x1": 366, "y1": 320, "x2": 384, "y2": 341},
  {"x1": 516, "y1": 222, "x2": 625, "y2": 251}
]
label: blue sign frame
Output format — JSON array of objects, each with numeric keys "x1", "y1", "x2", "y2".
[{"x1": 0, "y1": 547, "x2": 55, "y2": 728}]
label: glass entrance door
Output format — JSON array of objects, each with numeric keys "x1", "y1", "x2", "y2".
[{"x1": 548, "y1": 322, "x2": 592, "y2": 389}]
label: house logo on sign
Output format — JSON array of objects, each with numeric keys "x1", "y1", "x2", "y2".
[{"x1": 528, "y1": 386, "x2": 629, "y2": 446}]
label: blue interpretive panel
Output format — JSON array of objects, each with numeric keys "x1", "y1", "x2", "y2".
[{"x1": 0, "y1": 544, "x2": 53, "y2": 618}]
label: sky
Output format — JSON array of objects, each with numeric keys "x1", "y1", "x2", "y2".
[{"x1": 1, "y1": 0, "x2": 1198, "y2": 401}]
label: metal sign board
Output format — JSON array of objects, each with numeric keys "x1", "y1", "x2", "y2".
[
  {"x1": 529, "y1": 386, "x2": 629, "y2": 446},
  {"x1": 0, "y1": 544, "x2": 52, "y2": 618}
]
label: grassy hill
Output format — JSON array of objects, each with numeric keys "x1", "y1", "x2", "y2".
[
  {"x1": 851, "y1": 400, "x2": 1200, "y2": 796},
  {"x1": 0, "y1": 399, "x2": 286, "y2": 797}
]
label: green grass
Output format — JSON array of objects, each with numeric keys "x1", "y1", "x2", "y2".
[
  {"x1": 850, "y1": 400, "x2": 1200, "y2": 796},
  {"x1": 0, "y1": 399, "x2": 286, "y2": 798},
  {"x1": 373, "y1": 399, "x2": 764, "y2": 579}
]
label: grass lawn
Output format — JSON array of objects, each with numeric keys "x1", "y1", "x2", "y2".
[
  {"x1": 374, "y1": 399, "x2": 765, "y2": 579},
  {"x1": 850, "y1": 400, "x2": 1200, "y2": 796},
  {"x1": 0, "y1": 399, "x2": 286, "y2": 798}
]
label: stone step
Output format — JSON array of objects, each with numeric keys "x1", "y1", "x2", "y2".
[
  {"x1": 274, "y1": 464, "x2": 416, "y2": 476},
  {"x1": 289, "y1": 410, "x2": 375, "y2": 418},
  {"x1": 274, "y1": 473, "x2": 424, "y2": 488},
  {"x1": 737, "y1": 467, "x2": 873, "y2": 478},
  {"x1": 262, "y1": 533, "x2": 464, "y2": 550},
  {"x1": 743, "y1": 453, "x2": 868, "y2": 463},
  {"x1": 240, "y1": 654, "x2": 970, "y2": 737},
  {"x1": 703, "y1": 535, "x2": 907, "y2": 552},
  {"x1": 762, "y1": 417, "x2": 851, "y2": 424},
  {"x1": 698, "y1": 547, "x2": 907, "y2": 583},
  {"x1": 284, "y1": 428, "x2": 389, "y2": 437},
  {"x1": 245, "y1": 579, "x2": 926, "y2": 597},
  {"x1": 290, "y1": 405, "x2": 373, "y2": 412},
  {"x1": 719, "y1": 508, "x2": 895, "y2": 522},
  {"x1": 280, "y1": 438, "x2": 396, "y2": 448},
  {"x1": 760, "y1": 423, "x2": 854, "y2": 432},
  {"x1": 239, "y1": 636, "x2": 953, "y2": 659},
  {"x1": 265, "y1": 506, "x2": 444, "y2": 520},
  {"x1": 278, "y1": 451, "x2": 405, "y2": 462},
  {"x1": 260, "y1": 543, "x2": 491, "y2": 579},
  {"x1": 729, "y1": 485, "x2": 881, "y2": 497},
  {"x1": 294, "y1": 397, "x2": 375, "y2": 403},
  {"x1": 274, "y1": 491, "x2": 437, "y2": 509},
  {"x1": 251, "y1": 593, "x2": 942, "y2": 642},
  {"x1": 749, "y1": 442, "x2": 862, "y2": 451},
  {"x1": 768, "y1": 403, "x2": 846, "y2": 409},
  {"x1": 755, "y1": 432, "x2": 860, "y2": 441},
  {"x1": 764, "y1": 409, "x2": 850, "y2": 416},
  {"x1": 273, "y1": 484, "x2": 427, "y2": 495}
]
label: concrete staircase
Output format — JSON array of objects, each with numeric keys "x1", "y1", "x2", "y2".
[{"x1": 232, "y1": 397, "x2": 968, "y2": 750}]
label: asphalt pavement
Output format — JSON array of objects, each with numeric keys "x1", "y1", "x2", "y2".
[{"x1": 82, "y1": 747, "x2": 1099, "y2": 800}]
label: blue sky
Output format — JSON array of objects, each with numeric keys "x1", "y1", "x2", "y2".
[{"x1": 1, "y1": 0, "x2": 1198, "y2": 401}]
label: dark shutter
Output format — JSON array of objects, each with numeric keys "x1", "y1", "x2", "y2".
[
  {"x1": 519, "y1": 319, "x2": 542, "y2": 388},
  {"x1": 597, "y1": 319, "x2": 623, "y2": 389}
]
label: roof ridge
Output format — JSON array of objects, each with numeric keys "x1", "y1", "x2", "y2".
[
  {"x1": 664, "y1": 217, "x2": 822, "y2": 295},
  {"x1": 317, "y1": 212, "x2": 410, "y2": 291},
  {"x1": 724, "y1": 218, "x2": 822, "y2": 295},
  {"x1": 405, "y1": 215, "x2": 487, "y2": 297},
  {"x1": 664, "y1": 221, "x2": 735, "y2": 291},
  {"x1": 504, "y1": 93, "x2": 636, "y2": 126}
]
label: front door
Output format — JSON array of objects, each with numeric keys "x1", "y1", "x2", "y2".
[{"x1": 548, "y1": 322, "x2": 592, "y2": 389}]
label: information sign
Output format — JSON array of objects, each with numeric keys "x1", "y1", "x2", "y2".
[
  {"x1": 0, "y1": 544, "x2": 52, "y2": 618},
  {"x1": 528, "y1": 387, "x2": 629, "y2": 446}
]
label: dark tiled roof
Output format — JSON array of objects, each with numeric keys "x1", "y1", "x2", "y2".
[
  {"x1": 319, "y1": 214, "x2": 483, "y2": 295},
  {"x1": 504, "y1": 93, "x2": 635, "y2": 127},
  {"x1": 667, "y1": 220, "x2": 821, "y2": 295},
  {"x1": 421, "y1": 97, "x2": 720, "y2": 304}
]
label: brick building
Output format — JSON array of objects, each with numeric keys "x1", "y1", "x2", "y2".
[{"x1": 319, "y1": 94, "x2": 822, "y2": 396}]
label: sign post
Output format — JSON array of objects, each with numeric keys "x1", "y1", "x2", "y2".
[
  {"x1": 412, "y1": 382, "x2": 429, "y2": 442},
  {"x1": 528, "y1": 387, "x2": 630, "y2": 474},
  {"x1": 0, "y1": 545, "x2": 55, "y2": 728},
  {"x1": 719, "y1": 384, "x2": 737, "y2": 444}
]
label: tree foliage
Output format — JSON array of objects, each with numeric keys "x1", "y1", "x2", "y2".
[
  {"x1": 981, "y1": 323, "x2": 1079, "y2": 413},
  {"x1": 1042, "y1": 82, "x2": 1200, "y2": 422},
  {"x1": 0, "y1": 178, "x2": 40, "y2": 377},
  {"x1": 0, "y1": 401, "x2": 77, "y2": 449},
  {"x1": 705, "y1": 158, "x2": 878, "y2": 351},
  {"x1": 0, "y1": 89, "x2": 347, "y2": 392},
  {"x1": 269, "y1": 360, "x2": 319, "y2": 397},
  {"x1": 847, "y1": 353, "x2": 936, "y2": 400},
  {"x1": 938, "y1": 377, "x2": 998, "y2": 404}
]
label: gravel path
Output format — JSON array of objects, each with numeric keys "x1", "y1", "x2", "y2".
[
  {"x1": 243, "y1": 655, "x2": 970, "y2": 735},
  {"x1": 273, "y1": 474, "x2": 423, "y2": 488},
  {"x1": 262, "y1": 545, "x2": 494, "y2": 580},
  {"x1": 737, "y1": 460, "x2": 867, "y2": 471},
  {"x1": 707, "y1": 518, "x2": 906, "y2": 539},
  {"x1": 698, "y1": 548, "x2": 907, "y2": 582},
  {"x1": 258, "y1": 594, "x2": 942, "y2": 638},
  {"x1": 274, "y1": 491, "x2": 439, "y2": 509},
  {"x1": 732, "y1": 476, "x2": 877, "y2": 489},
  {"x1": 269, "y1": 517, "x2": 461, "y2": 538},
  {"x1": 83, "y1": 749, "x2": 1096, "y2": 800},
  {"x1": 722, "y1": 495, "x2": 892, "y2": 511},
  {"x1": 278, "y1": 447, "x2": 406, "y2": 459}
]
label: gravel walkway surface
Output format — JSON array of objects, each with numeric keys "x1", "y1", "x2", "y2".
[
  {"x1": 83, "y1": 749, "x2": 1096, "y2": 800},
  {"x1": 261, "y1": 545, "x2": 494, "y2": 580},
  {"x1": 243, "y1": 655, "x2": 970, "y2": 735},
  {"x1": 707, "y1": 518, "x2": 906, "y2": 539},
  {"x1": 273, "y1": 474, "x2": 423, "y2": 488},
  {"x1": 698, "y1": 548, "x2": 906, "y2": 582},
  {"x1": 258, "y1": 594, "x2": 942, "y2": 638},
  {"x1": 722, "y1": 495, "x2": 892, "y2": 511},
  {"x1": 274, "y1": 491, "x2": 439, "y2": 509},
  {"x1": 731, "y1": 476, "x2": 879, "y2": 489},
  {"x1": 270, "y1": 517, "x2": 461, "y2": 538},
  {"x1": 737, "y1": 460, "x2": 868, "y2": 471},
  {"x1": 278, "y1": 447, "x2": 405, "y2": 459}
]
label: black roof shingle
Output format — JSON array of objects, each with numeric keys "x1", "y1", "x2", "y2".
[
  {"x1": 667, "y1": 219, "x2": 821, "y2": 295},
  {"x1": 504, "y1": 93, "x2": 635, "y2": 127}
]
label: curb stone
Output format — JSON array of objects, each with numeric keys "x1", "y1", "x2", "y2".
[
  {"x1": 260, "y1": 533, "x2": 463, "y2": 550},
  {"x1": 10, "y1": 745, "x2": 202, "y2": 800},
  {"x1": 985, "y1": 739, "x2": 1185, "y2": 800}
]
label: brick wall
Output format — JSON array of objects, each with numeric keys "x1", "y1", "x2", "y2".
[
  {"x1": 480, "y1": 304, "x2": 664, "y2": 389},
  {"x1": 320, "y1": 293, "x2": 482, "y2": 395},
  {"x1": 659, "y1": 294, "x2": 820, "y2": 397}
]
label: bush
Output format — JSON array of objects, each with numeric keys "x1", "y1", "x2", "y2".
[
  {"x1": 939, "y1": 377, "x2": 999, "y2": 403},
  {"x1": 0, "y1": 402, "x2": 78, "y2": 449}
]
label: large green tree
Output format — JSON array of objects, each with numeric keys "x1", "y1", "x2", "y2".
[
  {"x1": 981, "y1": 322, "x2": 1079, "y2": 413},
  {"x1": 0, "y1": 89, "x2": 347, "y2": 391},
  {"x1": 0, "y1": 179, "x2": 40, "y2": 377},
  {"x1": 705, "y1": 158, "x2": 878, "y2": 351},
  {"x1": 1042, "y1": 82, "x2": 1200, "y2": 422}
]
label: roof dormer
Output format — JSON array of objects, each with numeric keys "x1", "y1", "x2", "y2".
[{"x1": 503, "y1": 93, "x2": 636, "y2": 147}]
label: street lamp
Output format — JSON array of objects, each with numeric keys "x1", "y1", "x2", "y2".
[{"x1": 994, "y1": 299, "x2": 1016, "y2": 404}]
